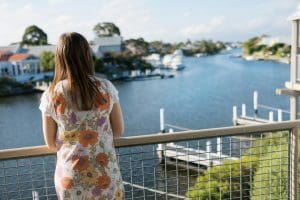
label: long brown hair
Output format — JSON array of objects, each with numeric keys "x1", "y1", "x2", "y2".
[{"x1": 50, "y1": 32, "x2": 98, "y2": 111}]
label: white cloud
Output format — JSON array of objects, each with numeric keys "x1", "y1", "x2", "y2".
[
  {"x1": 180, "y1": 16, "x2": 226, "y2": 38},
  {"x1": 91, "y1": 0, "x2": 163, "y2": 41},
  {"x1": 0, "y1": 0, "x2": 299, "y2": 45}
]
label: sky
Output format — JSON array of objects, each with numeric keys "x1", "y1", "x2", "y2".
[{"x1": 0, "y1": 0, "x2": 299, "y2": 46}]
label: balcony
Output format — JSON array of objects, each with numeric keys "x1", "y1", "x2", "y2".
[{"x1": 0, "y1": 121, "x2": 299, "y2": 199}]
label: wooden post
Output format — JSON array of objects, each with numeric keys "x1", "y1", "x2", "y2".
[
  {"x1": 278, "y1": 109, "x2": 282, "y2": 122},
  {"x1": 290, "y1": 19, "x2": 299, "y2": 121},
  {"x1": 233, "y1": 106, "x2": 237, "y2": 125},
  {"x1": 253, "y1": 91, "x2": 258, "y2": 117},
  {"x1": 206, "y1": 140, "x2": 211, "y2": 161},
  {"x1": 217, "y1": 137, "x2": 222, "y2": 157},
  {"x1": 32, "y1": 191, "x2": 39, "y2": 200},
  {"x1": 158, "y1": 108, "x2": 165, "y2": 163},
  {"x1": 290, "y1": 96, "x2": 298, "y2": 120},
  {"x1": 290, "y1": 127, "x2": 298, "y2": 200},
  {"x1": 242, "y1": 104, "x2": 246, "y2": 117},
  {"x1": 269, "y1": 112, "x2": 274, "y2": 122},
  {"x1": 160, "y1": 108, "x2": 165, "y2": 133}
]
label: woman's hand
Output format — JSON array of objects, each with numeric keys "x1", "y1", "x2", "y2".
[
  {"x1": 42, "y1": 114, "x2": 58, "y2": 151},
  {"x1": 110, "y1": 102, "x2": 124, "y2": 138}
]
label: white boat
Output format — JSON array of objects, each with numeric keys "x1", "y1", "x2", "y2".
[
  {"x1": 162, "y1": 54, "x2": 173, "y2": 66},
  {"x1": 195, "y1": 53, "x2": 205, "y2": 57},
  {"x1": 162, "y1": 50, "x2": 185, "y2": 70},
  {"x1": 143, "y1": 54, "x2": 163, "y2": 68}
]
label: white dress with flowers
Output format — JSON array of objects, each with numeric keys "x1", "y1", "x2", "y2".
[{"x1": 39, "y1": 77, "x2": 124, "y2": 200}]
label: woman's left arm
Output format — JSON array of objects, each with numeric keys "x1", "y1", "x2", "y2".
[{"x1": 42, "y1": 114, "x2": 58, "y2": 151}]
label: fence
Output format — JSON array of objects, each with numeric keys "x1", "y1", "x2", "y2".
[{"x1": 0, "y1": 120, "x2": 299, "y2": 199}]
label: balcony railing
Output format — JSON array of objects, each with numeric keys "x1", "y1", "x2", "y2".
[{"x1": 0, "y1": 120, "x2": 299, "y2": 200}]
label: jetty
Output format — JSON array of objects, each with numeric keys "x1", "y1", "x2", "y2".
[
  {"x1": 232, "y1": 91, "x2": 288, "y2": 125},
  {"x1": 157, "y1": 109, "x2": 238, "y2": 169},
  {"x1": 34, "y1": 81, "x2": 51, "y2": 91}
]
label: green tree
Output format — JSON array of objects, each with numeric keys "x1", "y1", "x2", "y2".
[
  {"x1": 93, "y1": 22, "x2": 121, "y2": 37},
  {"x1": 40, "y1": 51, "x2": 55, "y2": 71},
  {"x1": 21, "y1": 25, "x2": 48, "y2": 46},
  {"x1": 187, "y1": 132, "x2": 291, "y2": 200},
  {"x1": 124, "y1": 38, "x2": 150, "y2": 56},
  {"x1": 94, "y1": 58, "x2": 106, "y2": 73}
]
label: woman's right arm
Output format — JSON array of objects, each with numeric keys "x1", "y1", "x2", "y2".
[
  {"x1": 110, "y1": 102, "x2": 124, "y2": 138},
  {"x1": 42, "y1": 114, "x2": 58, "y2": 151}
]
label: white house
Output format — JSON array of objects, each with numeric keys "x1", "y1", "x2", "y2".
[
  {"x1": 91, "y1": 36, "x2": 122, "y2": 58},
  {"x1": 0, "y1": 51, "x2": 41, "y2": 82}
]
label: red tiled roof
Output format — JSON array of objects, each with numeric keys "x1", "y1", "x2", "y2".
[{"x1": 8, "y1": 53, "x2": 31, "y2": 61}]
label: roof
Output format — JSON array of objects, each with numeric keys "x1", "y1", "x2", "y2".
[
  {"x1": 93, "y1": 36, "x2": 122, "y2": 46},
  {"x1": 25, "y1": 45, "x2": 56, "y2": 56},
  {"x1": 8, "y1": 53, "x2": 35, "y2": 61}
]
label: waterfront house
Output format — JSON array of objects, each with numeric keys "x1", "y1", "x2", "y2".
[
  {"x1": 91, "y1": 36, "x2": 122, "y2": 58},
  {"x1": 0, "y1": 51, "x2": 13, "y2": 76},
  {"x1": 0, "y1": 51, "x2": 41, "y2": 82},
  {"x1": 8, "y1": 53, "x2": 40, "y2": 81}
]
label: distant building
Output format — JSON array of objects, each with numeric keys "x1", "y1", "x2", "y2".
[
  {"x1": 0, "y1": 44, "x2": 56, "y2": 57},
  {"x1": 0, "y1": 50, "x2": 41, "y2": 82},
  {"x1": 0, "y1": 36, "x2": 122, "y2": 81},
  {"x1": 258, "y1": 36, "x2": 280, "y2": 46},
  {"x1": 91, "y1": 36, "x2": 122, "y2": 57}
]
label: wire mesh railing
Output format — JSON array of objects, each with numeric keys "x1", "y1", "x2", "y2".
[{"x1": 0, "y1": 120, "x2": 299, "y2": 199}]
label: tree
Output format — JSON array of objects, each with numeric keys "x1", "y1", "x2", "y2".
[
  {"x1": 21, "y1": 25, "x2": 48, "y2": 46},
  {"x1": 123, "y1": 38, "x2": 149, "y2": 56},
  {"x1": 93, "y1": 22, "x2": 121, "y2": 37},
  {"x1": 40, "y1": 51, "x2": 55, "y2": 71},
  {"x1": 187, "y1": 132, "x2": 290, "y2": 200}
]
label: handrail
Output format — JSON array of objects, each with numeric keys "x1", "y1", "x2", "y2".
[{"x1": 0, "y1": 120, "x2": 300, "y2": 160}]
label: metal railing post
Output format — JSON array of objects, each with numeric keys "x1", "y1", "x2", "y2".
[{"x1": 290, "y1": 127, "x2": 298, "y2": 200}]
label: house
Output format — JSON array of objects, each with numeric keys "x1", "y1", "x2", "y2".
[
  {"x1": 91, "y1": 36, "x2": 122, "y2": 58},
  {"x1": 0, "y1": 52, "x2": 41, "y2": 82},
  {"x1": 0, "y1": 51, "x2": 14, "y2": 76},
  {"x1": 0, "y1": 36, "x2": 122, "y2": 81}
]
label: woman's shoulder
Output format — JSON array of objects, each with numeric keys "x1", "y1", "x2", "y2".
[{"x1": 93, "y1": 76, "x2": 116, "y2": 92}]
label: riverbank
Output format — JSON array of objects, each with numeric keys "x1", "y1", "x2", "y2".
[
  {"x1": 242, "y1": 54, "x2": 290, "y2": 64},
  {"x1": 242, "y1": 35, "x2": 290, "y2": 64},
  {"x1": 0, "y1": 77, "x2": 35, "y2": 97}
]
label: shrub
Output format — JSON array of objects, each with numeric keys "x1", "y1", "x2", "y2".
[{"x1": 187, "y1": 132, "x2": 290, "y2": 200}]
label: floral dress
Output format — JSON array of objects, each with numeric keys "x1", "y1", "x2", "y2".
[{"x1": 39, "y1": 77, "x2": 124, "y2": 200}]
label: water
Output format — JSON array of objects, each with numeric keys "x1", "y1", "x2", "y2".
[{"x1": 0, "y1": 49, "x2": 291, "y2": 149}]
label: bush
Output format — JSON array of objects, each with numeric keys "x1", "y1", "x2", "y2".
[
  {"x1": 40, "y1": 51, "x2": 55, "y2": 71},
  {"x1": 187, "y1": 156, "x2": 259, "y2": 199},
  {"x1": 187, "y1": 132, "x2": 290, "y2": 200}
]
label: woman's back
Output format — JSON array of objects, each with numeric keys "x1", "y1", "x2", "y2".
[{"x1": 39, "y1": 76, "x2": 124, "y2": 199}]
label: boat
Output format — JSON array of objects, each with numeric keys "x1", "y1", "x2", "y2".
[
  {"x1": 143, "y1": 54, "x2": 163, "y2": 68},
  {"x1": 195, "y1": 53, "x2": 205, "y2": 57},
  {"x1": 162, "y1": 50, "x2": 186, "y2": 70}
]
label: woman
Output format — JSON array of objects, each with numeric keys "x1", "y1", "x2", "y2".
[{"x1": 39, "y1": 32, "x2": 125, "y2": 199}]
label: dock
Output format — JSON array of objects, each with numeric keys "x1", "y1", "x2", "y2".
[
  {"x1": 157, "y1": 108, "x2": 239, "y2": 169},
  {"x1": 232, "y1": 91, "x2": 287, "y2": 125},
  {"x1": 34, "y1": 81, "x2": 51, "y2": 91},
  {"x1": 157, "y1": 142, "x2": 238, "y2": 168}
]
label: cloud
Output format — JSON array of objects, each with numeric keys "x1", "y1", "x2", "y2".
[
  {"x1": 294, "y1": 4, "x2": 300, "y2": 16},
  {"x1": 94, "y1": 0, "x2": 154, "y2": 40},
  {"x1": 180, "y1": 16, "x2": 226, "y2": 38}
]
